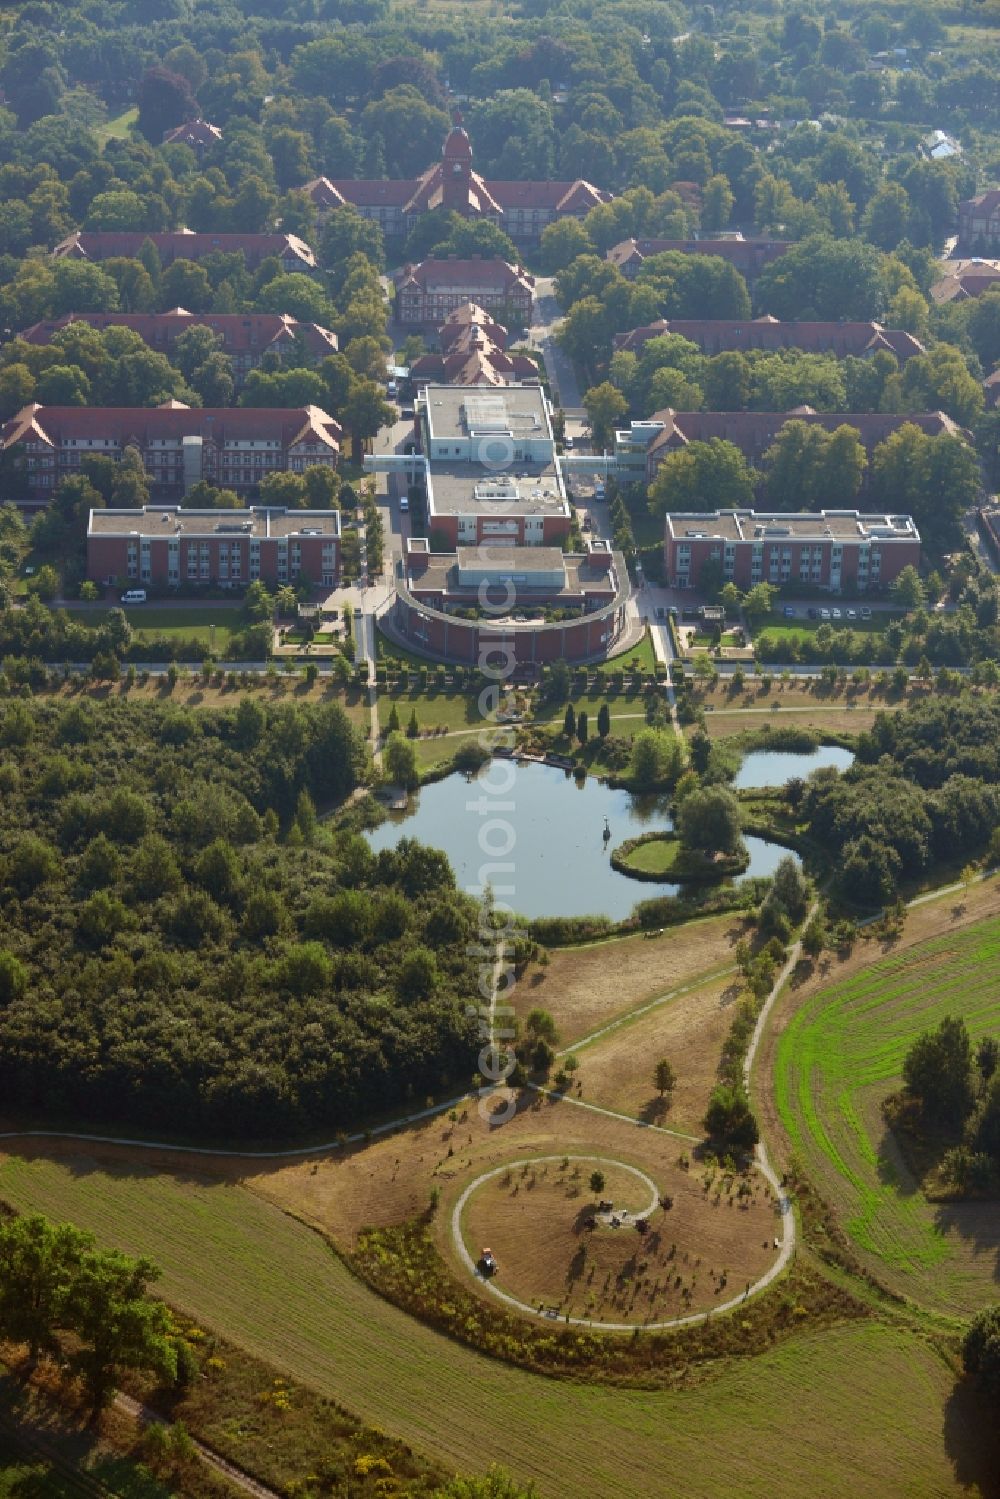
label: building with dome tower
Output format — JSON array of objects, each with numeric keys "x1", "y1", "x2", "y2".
[{"x1": 302, "y1": 112, "x2": 611, "y2": 245}]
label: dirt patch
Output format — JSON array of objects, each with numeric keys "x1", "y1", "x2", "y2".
[
  {"x1": 458, "y1": 1153, "x2": 777, "y2": 1323},
  {"x1": 518, "y1": 916, "x2": 748, "y2": 1044}
]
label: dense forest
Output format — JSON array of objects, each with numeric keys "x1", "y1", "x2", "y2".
[
  {"x1": 0, "y1": 695, "x2": 481, "y2": 1138},
  {"x1": 802, "y1": 695, "x2": 1000, "y2": 902}
]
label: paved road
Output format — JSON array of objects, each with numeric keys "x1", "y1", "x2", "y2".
[{"x1": 528, "y1": 275, "x2": 583, "y2": 416}]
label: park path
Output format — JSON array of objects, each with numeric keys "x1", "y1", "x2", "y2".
[{"x1": 114, "y1": 1391, "x2": 280, "y2": 1499}]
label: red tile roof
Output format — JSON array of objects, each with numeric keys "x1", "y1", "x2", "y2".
[
  {"x1": 51, "y1": 231, "x2": 316, "y2": 271},
  {"x1": 607, "y1": 237, "x2": 791, "y2": 274},
  {"x1": 1, "y1": 403, "x2": 341, "y2": 451},
  {"x1": 19, "y1": 311, "x2": 338, "y2": 358},
  {"x1": 162, "y1": 119, "x2": 222, "y2": 149},
  {"x1": 645, "y1": 408, "x2": 963, "y2": 466},
  {"x1": 395, "y1": 258, "x2": 534, "y2": 294},
  {"x1": 613, "y1": 317, "x2": 924, "y2": 361}
]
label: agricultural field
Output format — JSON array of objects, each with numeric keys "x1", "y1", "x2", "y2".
[
  {"x1": 772, "y1": 907, "x2": 1000, "y2": 1315},
  {"x1": 0, "y1": 1153, "x2": 991, "y2": 1498}
]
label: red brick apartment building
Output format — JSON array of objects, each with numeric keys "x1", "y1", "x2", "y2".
[
  {"x1": 391, "y1": 538, "x2": 629, "y2": 665},
  {"x1": 408, "y1": 302, "x2": 538, "y2": 386},
  {"x1": 607, "y1": 236, "x2": 791, "y2": 281},
  {"x1": 614, "y1": 316, "x2": 924, "y2": 362},
  {"x1": 1, "y1": 403, "x2": 341, "y2": 510},
  {"x1": 958, "y1": 190, "x2": 1000, "y2": 253},
  {"x1": 664, "y1": 510, "x2": 920, "y2": 594},
  {"x1": 394, "y1": 258, "x2": 534, "y2": 328},
  {"x1": 303, "y1": 116, "x2": 609, "y2": 244},
  {"x1": 19, "y1": 311, "x2": 339, "y2": 385},
  {"x1": 87, "y1": 506, "x2": 340, "y2": 590},
  {"x1": 51, "y1": 231, "x2": 316, "y2": 273},
  {"x1": 415, "y1": 383, "x2": 570, "y2": 547},
  {"x1": 643, "y1": 408, "x2": 962, "y2": 483}
]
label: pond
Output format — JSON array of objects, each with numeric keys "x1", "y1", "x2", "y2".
[
  {"x1": 734, "y1": 744, "x2": 855, "y2": 789},
  {"x1": 365, "y1": 760, "x2": 797, "y2": 921}
]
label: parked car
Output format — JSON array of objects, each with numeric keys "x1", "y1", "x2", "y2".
[
  {"x1": 806, "y1": 606, "x2": 818, "y2": 619},
  {"x1": 399, "y1": 496, "x2": 409, "y2": 512},
  {"x1": 819, "y1": 607, "x2": 831, "y2": 620},
  {"x1": 563, "y1": 434, "x2": 574, "y2": 449},
  {"x1": 860, "y1": 605, "x2": 872, "y2": 620},
  {"x1": 846, "y1": 607, "x2": 858, "y2": 620},
  {"x1": 783, "y1": 605, "x2": 797, "y2": 618},
  {"x1": 121, "y1": 589, "x2": 147, "y2": 604},
  {"x1": 832, "y1": 607, "x2": 842, "y2": 620},
  {"x1": 681, "y1": 607, "x2": 700, "y2": 622},
  {"x1": 593, "y1": 481, "x2": 606, "y2": 501}
]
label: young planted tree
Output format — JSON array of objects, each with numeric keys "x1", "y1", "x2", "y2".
[
  {"x1": 563, "y1": 703, "x2": 576, "y2": 738},
  {"x1": 597, "y1": 703, "x2": 611, "y2": 738},
  {"x1": 654, "y1": 1058, "x2": 676, "y2": 1098},
  {"x1": 589, "y1": 1170, "x2": 606, "y2": 1197},
  {"x1": 577, "y1": 710, "x2": 588, "y2": 746}
]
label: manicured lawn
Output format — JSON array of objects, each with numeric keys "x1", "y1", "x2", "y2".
[
  {"x1": 532, "y1": 691, "x2": 647, "y2": 726},
  {"x1": 597, "y1": 632, "x2": 658, "y2": 676},
  {"x1": 622, "y1": 836, "x2": 684, "y2": 875},
  {"x1": 381, "y1": 690, "x2": 484, "y2": 733},
  {"x1": 774, "y1": 913, "x2": 1000, "y2": 1315},
  {"x1": 65, "y1": 606, "x2": 244, "y2": 648},
  {"x1": 755, "y1": 610, "x2": 905, "y2": 644},
  {"x1": 0, "y1": 1155, "x2": 990, "y2": 1497},
  {"x1": 95, "y1": 105, "x2": 137, "y2": 147}
]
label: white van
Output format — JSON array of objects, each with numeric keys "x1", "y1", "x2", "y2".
[
  {"x1": 399, "y1": 495, "x2": 409, "y2": 513},
  {"x1": 121, "y1": 589, "x2": 147, "y2": 604}
]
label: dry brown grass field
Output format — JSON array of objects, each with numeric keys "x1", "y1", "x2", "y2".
[
  {"x1": 567, "y1": 973, "x2": 742, "y2": 1136},
  {"x1": 514, "y1": 916, "x2": 747, "y2": 1043},
  {"x1": 458, "y1": 1152, "x2": 778, "y2": 1322}
]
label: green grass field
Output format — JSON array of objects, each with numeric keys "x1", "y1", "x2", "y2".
[
  {"x1": 0, "y1": 1154, "x2": 993, "y2": 1497},
  {"x1": 95, "y1": 106, "x2": 137, "y2": 148},
  {"x1": 774, "y1": 916, "x2": 1000, "y2": 1315},
  {"x1": 66, "y1": 607, "x2": 244, "y2": 650},
  {"x1": 621, "y1": 837, "x2": 684, "y2": 875}
]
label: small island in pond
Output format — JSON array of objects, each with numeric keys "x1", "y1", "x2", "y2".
[{"x1": 612, "y1": 787, "x2": 750, "y2": 883}]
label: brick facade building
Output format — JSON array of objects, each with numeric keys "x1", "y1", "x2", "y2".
[
  {"x1": 958, "y1": 190, "x2": 1000, "y2": 253},
  {"x1": 663, "y1": 510, "x2": 920, "y2": 594},
  {"x1": 415, "y1": 383, "x2": 570, "y2": 547},
  {"x1": 389, "y1": 538, "x2": 628, "y2": 665},
  {"x1": 607, "y1": 236, "x2": 791, "y2": 281},
  {"x1": 643, "y1": 408, "x2": 962, "y2": 482},
  {"x1": 407, "y1": 303, "x2": 538, "y2": 385},
  {"x1": 51, "y1": 230, "x2": 316, "y2": 273},
  {"x1": 87, "y1": 506, "x2": 340, "y2": 590},
  {"x1": 2, "y1": 403, "x2": 340, "y2": 509},
  {"x1": 19, "y1": 311, "x2": 338, "y2": 386},
  {"x1": 613, "y1": 316, "x2": 924, "y2": 362},
  {"x1": 394, "y1": 258, "x2": 534, "y2": 328},
  {"x1": 303, "y1": 116, "x2": 609, "y2": 245}
]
